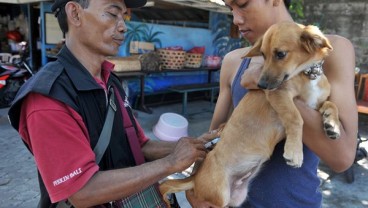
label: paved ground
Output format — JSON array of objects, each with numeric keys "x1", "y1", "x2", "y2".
[{"x1": 0, "y1": 101, "x2": 367, "y2": 207}]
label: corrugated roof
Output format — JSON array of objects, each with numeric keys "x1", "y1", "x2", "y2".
[
  {"x1": 132, "y1": 0, "x2": 230, "y2": 27},
  {"x1": 160, "y1": 0, "x2": 229, "y2": 14}
]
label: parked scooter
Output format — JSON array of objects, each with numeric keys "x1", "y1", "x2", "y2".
[{"x1": 0, "y1": 41, "x2": 34, "y2": 108}]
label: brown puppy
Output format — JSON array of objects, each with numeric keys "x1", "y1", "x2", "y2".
[{"x1": 159, "y1": 22, "x2": 341, "y2": 207}]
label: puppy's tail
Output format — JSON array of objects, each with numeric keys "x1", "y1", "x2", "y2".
[{"x1": 159, "y1": 176, "x2": 195, "y2": 206}]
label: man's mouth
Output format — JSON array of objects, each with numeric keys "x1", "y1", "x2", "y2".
[
  {"x1": 239, "y1": 29, "x2": 251, "y2": 37},
  {"x1": 113, "y1": 38, "x2": 124, "y2": 46}
]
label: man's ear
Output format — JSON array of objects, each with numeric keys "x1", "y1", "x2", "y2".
[
  {"x1": 300, "y1": 25, "x2": 333, "y2": 54},
  {"x1": 242, "y1": 37, "x2": 263, "y2": 58},
  {"x1": 65, "y1": 1, "x2": 82, "y2": 26}
]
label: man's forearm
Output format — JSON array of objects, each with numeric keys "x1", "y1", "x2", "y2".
[
  {"x1": 142, "y1": 140, "x2": 176, "y2": 161},
  {"x1": 69, "y1": 156, "x2": 175, "y2": 207},
  {"x1": 296, "y1": 100, "x2": 357, "y2": 172},
  {"x1": 69, "y1": 138, "x2": 207, "y2": 207}
]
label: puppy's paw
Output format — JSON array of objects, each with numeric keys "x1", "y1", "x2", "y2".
[
  {"x1": 323, "y1": 121, "x2": 340, "y2": 139},
  {"x1": 283, "y1": 141, "x2": 303, "y2": 168},
  {"x1": 322, "y1": 111, "x2": 341, "y2": 139},
  {"x1": 319, "y1": 102, "x2": 340, "y2": 139},
  {"x1": 284, "y1": 152, "x2": 303, "y2": 168}
]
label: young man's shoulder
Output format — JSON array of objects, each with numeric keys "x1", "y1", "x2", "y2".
[
  {"x1": 323, "y1": 34, "x2": 355, "y2": 80},
  {"x1": 224, "y1": 47, "x2": 252, "y2": 61},
  {"x1": 326, "y1": 34, "x2": 354, "y2": 51},
  {"x1": 324, "y1": 34, "x2": 355, "y2": 63},
  {"x1": 221, "y1": 47, "x2": 252, "y2": 71}
]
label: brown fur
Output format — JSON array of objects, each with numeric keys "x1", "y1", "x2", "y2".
[{"x1": 159, "y1": 22, "x2": 341, "y2": 207}]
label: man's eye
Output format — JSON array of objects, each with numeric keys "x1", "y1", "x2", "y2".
[
  {"x1": 238, "y1": 1, "x2": 249, "y2": 9},
  {"x1": 108, "y1": 12, "x2": 118, "y2": 17},
  {"x1": 275, "y1": 51, "x2": 287, "y2": 60}
]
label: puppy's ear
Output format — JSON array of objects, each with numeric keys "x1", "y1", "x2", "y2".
[
  {"x1": 300, "y1": 25, "x2": 333, "y2": 54},
  {"x1": 242, "y1": 37, "x2": 263, "y2": 58}
]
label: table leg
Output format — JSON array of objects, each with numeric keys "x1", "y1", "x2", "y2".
[
  {"x1": 210, "y1": 89, "x2": 214, "y2": 109},
  {"x1": 137, "y1": 75, "x2": 152, "y2": 114},
  {"x1": 208, "y1": 70, "x2": 212, "y2": 83},
  {"x1": 182, "y1": 92, "x2": 188, "y2": 116}
]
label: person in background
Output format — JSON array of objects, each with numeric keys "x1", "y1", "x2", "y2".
[
  {"x1": 8, "y1": 0, "x2": 217, "y2": 207},
  {"x1": 187, "y1": 0, "x2": 358, "y2": 207}
]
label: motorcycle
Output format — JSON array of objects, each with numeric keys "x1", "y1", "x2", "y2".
[{"x1": 0, "y1": 41, "x2": 34, "y2": 108}]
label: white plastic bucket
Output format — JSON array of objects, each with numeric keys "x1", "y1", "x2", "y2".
[{"x1": 153, "y1": 113, "x2": 188, "y2": 141}]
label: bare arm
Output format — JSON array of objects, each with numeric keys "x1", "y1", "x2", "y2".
[
  {"x1": 210, "y1": 48, "x2": 248, "y2": 130},
  {"x1": 297, "y1": 35, "x2": 358, "y2": 172},
  {"x1": 68, "y1": 137, "x2": 209, "y2": 207},
  {"x1": 190, "y1": 48, "x2": 248, "y2": 207},
  {"x1": 142, "y1": 140, "x2": 176, "y2": 161}
]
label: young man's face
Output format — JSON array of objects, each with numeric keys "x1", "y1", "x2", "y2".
[
  {"x1": 225, "y1": 0, "x2": 281, "y2": 44},
  {"x1": 78, "y1": 0, "x2": 128, "y2": 56}
]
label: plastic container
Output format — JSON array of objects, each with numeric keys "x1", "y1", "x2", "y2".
[
  {"x1": 205, "y1": 55, "x2": 222, "y2": 68},
  {"x1": 153, "y1": 113, "x2": 188, "y2": 141}
]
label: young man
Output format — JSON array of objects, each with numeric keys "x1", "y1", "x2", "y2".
[
  {"x1": 187, "y1": 0, "x2": 358, "y2": 207},
  {"x1": 8, "y1": 0, "x2": 217, "y2": 207}
]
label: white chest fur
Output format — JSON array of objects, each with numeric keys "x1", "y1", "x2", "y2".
[{"x1": 305, "y1": 76, "x2": 324, "y2": 109}]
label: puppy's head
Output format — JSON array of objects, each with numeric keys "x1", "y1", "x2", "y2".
[{"x1": 242, "y1": 21, "x2": 333, "y2": 90}]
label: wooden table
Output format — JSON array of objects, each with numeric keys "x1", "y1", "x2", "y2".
[{"x1": 114, "y1": 67, "x2": 220, "y2": 114}]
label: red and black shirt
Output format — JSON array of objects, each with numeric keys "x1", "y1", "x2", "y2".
[{"x1": 8, "y1": 46, "x2": 148, "y2": 205}]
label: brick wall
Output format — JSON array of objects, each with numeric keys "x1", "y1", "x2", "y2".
[{"x1": 303, "y1": 0, "x2": 368, "y2": 69}]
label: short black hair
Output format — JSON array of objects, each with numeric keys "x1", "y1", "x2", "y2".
[{"x1": 55, "y1": 0, "x2": 90, "y2": 34}]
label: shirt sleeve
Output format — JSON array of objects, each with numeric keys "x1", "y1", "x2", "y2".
[
  {"x1": 134, "y1": 117, "x2": 149, "y2": 146},
  {"x1": 18, "y1": 93, "x2": 99, "y2": 203}
]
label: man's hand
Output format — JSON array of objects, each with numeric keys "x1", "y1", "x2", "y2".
[
  {"x1": 166, "y1": 137, "x2": 207, "y2": 172},
  {"x1": 166, "y1": 129, "x2": 220, "y2": 172},
  {"x1": 198, "y1": 129, "x2": 221, "y2": 144}
]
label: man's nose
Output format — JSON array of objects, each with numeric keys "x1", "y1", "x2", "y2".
[
  {"x1": 232, "y1": 10, "x2": 244, "y2": 26},
  {"x1": 116, "y1": 18, "x2": 127, "y2": 33}
]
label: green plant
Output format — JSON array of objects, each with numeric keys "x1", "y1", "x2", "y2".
[
  {"x1": 124, "y1": 23, "x2": 164, "y2": 55},
  {"x1": 141, "y1": 26, "x2": 163, "y2": 48},
  {"x1": 289, "y1": 0, "x2": 305, "y2": 22}
]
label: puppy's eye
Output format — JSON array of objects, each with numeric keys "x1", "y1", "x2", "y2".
[{"x1": 275, "y1": 51, "x2": 287, "y2": 60}]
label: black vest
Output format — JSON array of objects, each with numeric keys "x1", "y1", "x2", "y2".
[{"x1": 8, "y1": 46, "x2": 137, "y2": 207}]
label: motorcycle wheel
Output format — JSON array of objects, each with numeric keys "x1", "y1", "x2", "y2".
[{"x1": 0, "y1": 79, "x2": 23, "y2": 108}]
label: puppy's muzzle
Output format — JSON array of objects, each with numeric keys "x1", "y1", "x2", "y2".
[{"x1": 258, "y1": 74, "x2": 289, "y2": 90}]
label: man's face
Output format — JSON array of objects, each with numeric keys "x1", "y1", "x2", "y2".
[
  {"x1": 78, "y1": 0, "x2": 128, "y2": 56},
  {"x1": 224, "y1": 0, "x2": 279, "y2": 44}
]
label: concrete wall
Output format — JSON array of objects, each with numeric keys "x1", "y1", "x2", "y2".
[{"x1": 303, "y1": 0, "x2": 368, "y2": 68}]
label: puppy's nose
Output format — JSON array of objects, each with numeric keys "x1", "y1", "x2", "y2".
[{"x1": 257, "y1": 81, "x2": 268, "y2": 89}]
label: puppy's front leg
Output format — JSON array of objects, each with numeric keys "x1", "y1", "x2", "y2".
[
  {"x1": 266, "y1": 90, "x2": 304, "y2": 167},
  {"x1": 319, "y1": 100, "x2": 341, "y2": 139}
]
